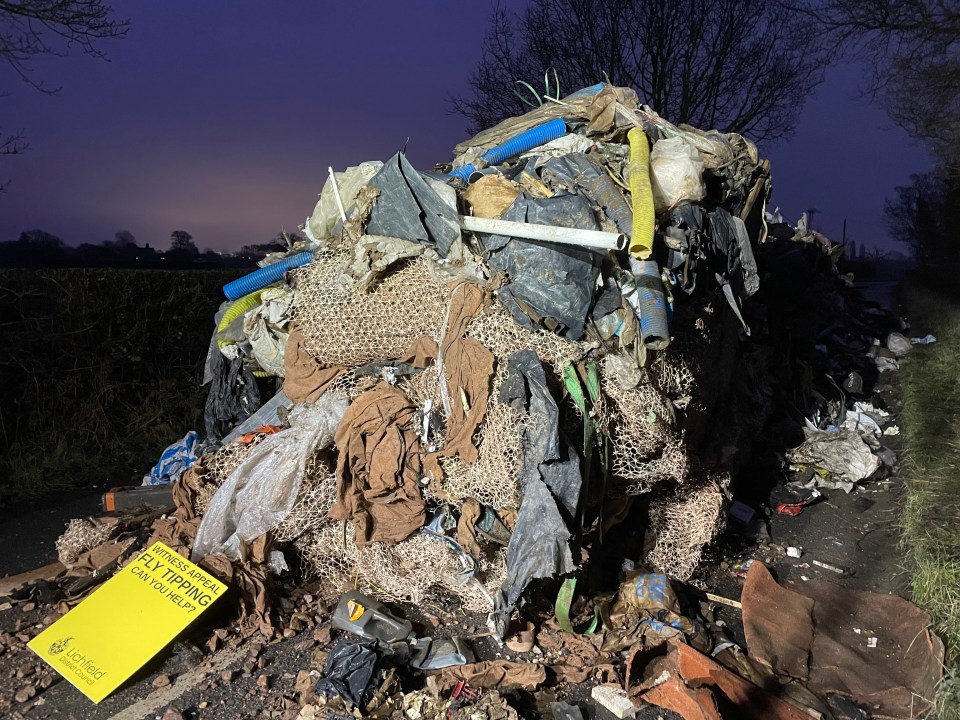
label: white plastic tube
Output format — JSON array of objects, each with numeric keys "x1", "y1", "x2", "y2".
[{"x1": 459, "y1": 215, "x2": 626, "y2": 252}]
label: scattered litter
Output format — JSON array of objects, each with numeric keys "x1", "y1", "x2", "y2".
[
  {"x1": 786, "y1": 546, "x2": 802, "y2": 558},
  {"x1": 911, "y1": 334, "x2": 936, "y2": 345},
  {"x1": 885, "y1": 332, "x2": 913, "y2": 357},
  {"x1": 811, "y1": 559, "x2": 845, "y2": 575}
]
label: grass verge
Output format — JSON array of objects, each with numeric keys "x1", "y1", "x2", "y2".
[{"x1": 900, "y1": 269, "x2": 960, "y2": 718}]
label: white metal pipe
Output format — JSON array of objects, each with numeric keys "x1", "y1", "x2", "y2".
[{"x1": 459, "y1": 215, "x2": 626, "y2": 252}]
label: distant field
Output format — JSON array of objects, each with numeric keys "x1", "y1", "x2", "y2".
[{"x1": 0, "y1": 268, "x2": 240, "y2": 503}]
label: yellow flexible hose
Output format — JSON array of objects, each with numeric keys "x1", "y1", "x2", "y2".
[
  {"x1": 216, "y1": 289, "x2": 271, "y2": 377},
  {"x1": 628, "y1": 127, "x2": 655, "y2": 260},
  {"x1": 217, "y1": 289, "x2": 264, "y2": 347}
]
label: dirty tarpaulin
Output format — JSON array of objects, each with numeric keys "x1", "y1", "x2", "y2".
[
  {"x1": 479, "y1": 193, "x2": 604, "y2": 340},
  {"x1": 435, "y1": 659, "x2": 546, "y2": 692},
  {"x1": 142, "y1": 430, "x2": 201, "y2": 486},
  {"x1": 365, "y1": 152, "x2": 460, "y2": 256},
  {"x1": 741, "y1": 562, "x2": 944, "y2": 719},
  {"x1": 491, "y1": 349, "x2": 582, "y2": 637},
  {"x1": 330, "y1": 384, "x2": 426, "y2": 546}
]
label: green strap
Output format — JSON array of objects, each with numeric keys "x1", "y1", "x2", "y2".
[{"x1": 555, "y1": 576, "x2": 601, "y2": 635}]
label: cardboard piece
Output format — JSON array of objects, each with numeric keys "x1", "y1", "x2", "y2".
[{"x1": 28, "y1": 541, "x2": 227, "y2": 703}]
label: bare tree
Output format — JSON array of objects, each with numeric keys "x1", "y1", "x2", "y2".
[
  {"x1": 169, "y1": 230, "x2": 197, "y2": 254},
  {"x1": 1, "y1": 1, "x2": 127, "y2": 190},
  {"x1": 806, "y1": 0, "x2": 960, "y2": 165},
  {"x1": 453, "y1": 0, "x2": 829, "y2": 143}
]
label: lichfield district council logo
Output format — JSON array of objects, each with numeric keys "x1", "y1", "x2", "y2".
[{"x1": 49, "y1": 636, "x2": 72, "y2": 655}]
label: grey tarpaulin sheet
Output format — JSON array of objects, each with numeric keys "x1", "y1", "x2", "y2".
[
  {"x1": 480, "y1": 193, "x2": 603, "y2": 340},
  {"x1": 539, "y1": 153, "x2": 633, "y2": 236},
  {"x1": 366, "y1": 152, "x2": 460, "y2": 256},
  {"x1": 203, "y1": 352, "x2": 262, "y2": 443},
  {"x1": 491, "y1": 350, "x2": 581, "y2": 637},
  {"x1": 708, "y1": 207, "x2": 759, "y2": 297}
]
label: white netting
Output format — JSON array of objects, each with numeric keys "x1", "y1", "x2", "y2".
[
  {"x1": 434, "y1": 399, "x2": 527, "y2": 510},
  {"x1": 293, "y1": 253, "x2": 449, "y2": 368},
  {"x1": 191, "y1": 436, "x2": 269, "y2": 516},
  {"x1": 467, "y1": 302, "x2": 586, "y2": 372},
  {"x1": 56, "y1": 518, "x2": 115, "y2": 565},
  {"x1": 600, "y1": 357, "x2": 688, "y2": 494},
  {"x1": 273, "y1": 450, "x2": 337, "y2": 543},
  {"x1": 294, "y1": 522, "x2": 506, "y2": 612},
  {"x1": 644, "y1": 476, "x2": 727, "y2": 581}
]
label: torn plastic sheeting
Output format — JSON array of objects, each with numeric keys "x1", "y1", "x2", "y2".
[
  {"x1": 480, "y1": 193, "x2": 603, "y2": 340},
  {"x1": 491, "y1": 350, "x2": 581, "y2": 637},
  {"x1": 203, "y1": 351, "x2": 263, "y2": 443},
  {"x1": 650, "y1": 136, "x2": 706, "y2": 212},
  {"x1": 787, "y1": 427, "x2": 880, "y2": 483},
  {"x1": 366, "y1": 152, "x2": 460, "y2": 256},
  {"x1": 192, "y1": 396, "x2": 348, "y2": 562},
  {"x1": 314, "y1": 638, "x2": 383, "y2": 708},
  {"x1": 304, "y1": 161, "x2": 383, "y2": 244},
  {"x1": 243, "y1": 286, "x2": 294, "y2": 377},
  {"x1": 742, "y1": 562, "x2": 944, "y2": 719},
  {"x1": 141, "y1": 430, "x2": 201, "y2": 486},
  {"x1": 841, "y1": 409, "x2": 882, "y2": 437}
]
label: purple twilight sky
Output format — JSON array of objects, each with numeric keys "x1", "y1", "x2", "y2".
[{"x1": 0, "y1": 1, "x2": 933, "y2": 254}]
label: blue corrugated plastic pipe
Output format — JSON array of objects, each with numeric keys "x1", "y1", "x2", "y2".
[
  {"x1": 451, "y1": 117, "x2": 567, "y2": 180},
  {"x1": 223, "y1": 251, "x2": 313, "y2": 300}
]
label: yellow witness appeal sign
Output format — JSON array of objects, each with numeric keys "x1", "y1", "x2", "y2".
[{"x1": 28, "y1": 541, "x2": 227, "y2": 703}]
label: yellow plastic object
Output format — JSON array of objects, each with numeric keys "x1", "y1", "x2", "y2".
[
  {"x1": 216, "y1": 289, "x2": 265, "y2": 348},
  {"x1": 628, "y1": 127, "x2": 655, "y2": 259},
  {"x1": 217, "y1": 289, "x2": 271, "y2": 377}
]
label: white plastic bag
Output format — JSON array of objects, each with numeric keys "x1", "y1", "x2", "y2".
[
  {"x1": 191, "y1": 395, "x2": 348, "y2": 563},
  {"x1": 649, "y1": 136, "x2": 705, "y2": 212}
]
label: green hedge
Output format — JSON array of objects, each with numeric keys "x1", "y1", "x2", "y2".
[{"x1": 0, "y1": 268, "x2": 240, "y2": 502}]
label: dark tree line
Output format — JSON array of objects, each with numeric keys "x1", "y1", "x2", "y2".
[{"x1": 454, "y1": 0, "x2": 829, "y2": 143}]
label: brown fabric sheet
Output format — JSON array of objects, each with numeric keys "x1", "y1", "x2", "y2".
[
  {"x1": 331, "y1": 384, "x2": 425, "y2": 546},
  {"x1": 436, "y1": 660, "x2": 546, "y2": 691},
  {"x1": 283, "y1": 323, "x2": 345, "y2": 403},
  {"x1": 455, "y1": 498, "x2": 484, "y2": 559},
  {"x1": 742, "y1": 562, "x2": 944, "y2": 719},
  {"x1": 422, "y1": 283, "x2": 494, "y2": 482}
]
